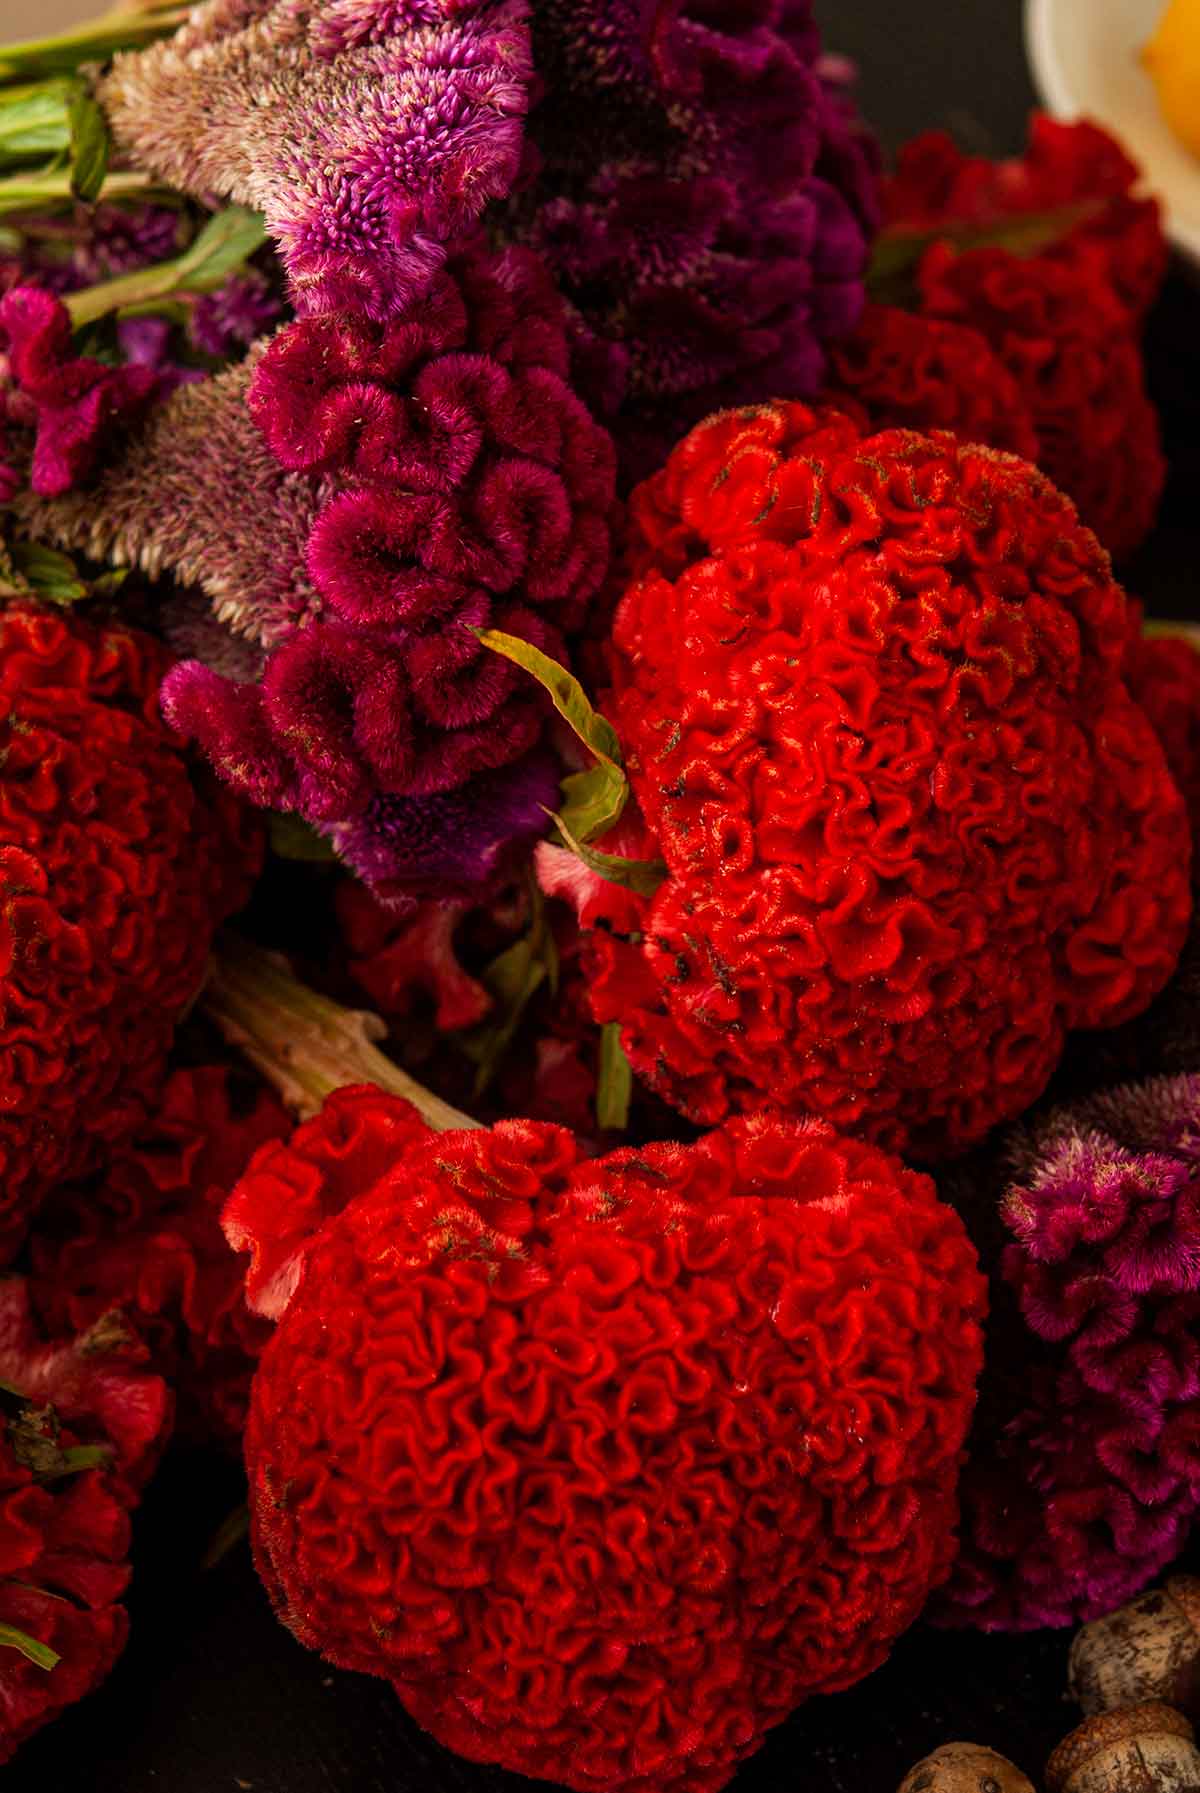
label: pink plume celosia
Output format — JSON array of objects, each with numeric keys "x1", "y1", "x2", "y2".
[{"x1": 96, "y1": 0, "x2": 533, "y2": 320}]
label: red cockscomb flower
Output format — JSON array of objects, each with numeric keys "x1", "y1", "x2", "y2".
[
  {"x1": 1123, "y1": 615, "x2": 1200, "y2": 851},
  {"x1": 822, "y1": 302, "x2": 1037, "y2": 458},
  {"x1": 0, "y1": 1279, "x2": 170, "y2": 1765},
  {"x1": 0, "y1": 603, "x2": 261, "y2": 1260},
  {"x1": 884, "y1": 116, "x2": 1168, "y2": 561},
  {"x1": 226, "y1": 1087, "x2": 984, "y2": 1793},
  {"x1": 30, "y1": 1067, "x2": 291, "y2": 1447},
  {"x1": 573, "y1": 401, "x2": 1189, "y2": 1159}
]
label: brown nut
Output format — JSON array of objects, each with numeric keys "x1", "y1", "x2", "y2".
[
  {"x1": 898, "y1": 1741, "x2": 1036, "y2": 1793},
  {"x1": 1047, "y1": 1701, "x2": 1200, "y2": 1793},
  {"x1": 1069, "y1": 1579, "x2": 1200, "y2": 1718}
]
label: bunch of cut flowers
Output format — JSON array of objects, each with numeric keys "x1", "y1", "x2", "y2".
[{"x1": 0, "y1": 2, "x2": 1197, "y2": 1788}]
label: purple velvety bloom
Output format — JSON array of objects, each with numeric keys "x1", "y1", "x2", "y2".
[
  {"x1": 191, "y1": 271, "x2": 285, "y2": 359},
  {"x1": 0, "y1": 287, "x2": 158, "y2": 497},
  {"x1": 24, "y1": 242, "x2": 617, "y2": 902},
  {"x1": 509, "y1": 0, "x2": 881, "y2": 482},
  {"x1": 97, "y1": 0, "x2": 533, "y2": 321},
  {"x1": 330, "y1": 749, "x2": 562, "y2": 908},
  {"x1": 0, "y1": 203, "x2": 183, "y2": 298},
  {"x1": 937, "y1": 1074, "x2": 1200, "y2": 1631}
]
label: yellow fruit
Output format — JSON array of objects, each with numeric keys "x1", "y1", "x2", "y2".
[{"x1": 1144, "y1": 0, "x2": 1200, "y2": 159}]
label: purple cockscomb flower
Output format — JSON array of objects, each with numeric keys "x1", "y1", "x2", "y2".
[
  {"x1": 508, "y1": 0, "x2": 881, "y2": 482},
  {"x1": 0, "y1": 286, "x2": 160, "y2": 497},
  {"x1": 938, "y1": 1074, "x2": 1200, "y2": 1631},
  {"x1": 97, "y1": 0, "x2": 533, "y2": 322},
  {"x1": 21, "y1": 242, "x2": 617, "y2": 901}
]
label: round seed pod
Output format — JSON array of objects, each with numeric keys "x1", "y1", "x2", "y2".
[
  {"x1": 1069, "y1": 1579, "x2": 1200, "y2": 1719},
  {"x1": 898, "y1": 1741, "x2": 1036, "y2": 1792},
  {"x1": 1046, "y1": 1702, "x2": 1200, "y2": 1793}
]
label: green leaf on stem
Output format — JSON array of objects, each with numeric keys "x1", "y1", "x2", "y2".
[
  {"x1": 4, "y1": 541, "x2": 88, "y2": 602},
  {"x1": 596, "y1": 1023, "x2": 632, "y2": 1131},
  {"x1": 475, "y1": 628, "x2": 628, "y2": 842},
  {"x1": 39, "y1": 1443, "x2": 112, "y2": 1481},
  {"x1": 67, "y1": 85, "x2": 109, "y2": 202},
  {"x1": 0, "y1": 1623, "x2": 59, "y2": 1672},
  {"x1": 0, "y1": 81, "x2": 71, "y2": 166},
  {"x1": 547, "y1": 808, "x2": 666, "y2": 898},
  {"x1": 867, "y1": 199, "x2": 1103, "y2": 307},
  {"x1": 65, "y1": 204, "x2": 266, "y2": 327},
  {"x1": 460, "y1": 882, "x2": 558, "y2": 1097}
]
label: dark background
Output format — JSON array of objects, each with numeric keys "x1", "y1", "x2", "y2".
[{"x1": 8, "y1": 3, "x2": 1200, "y2": 1790}]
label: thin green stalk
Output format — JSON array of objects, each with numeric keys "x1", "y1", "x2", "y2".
[
  {"x1": 0, "y1": 164, "x2": 160, "y2": 218},
  {"x1": 65, "y1": 205, "x2": 267, "y2": 326},
  {"x1": 0, "y1": 7, "x2": 186, "y2": 80}
]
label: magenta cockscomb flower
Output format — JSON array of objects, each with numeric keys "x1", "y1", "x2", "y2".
[
  {"x1": 0, "y1": 286, "x2": 159, "y2": 496},
  {"x1": 23, "y1": 243, "x2": 617, "y2": 898},
  {"x1": 97, "y1": 0, "x2": 533, "y2": 321},
  {"x1": 510, "y1": 0, "x2": 880, "y2": 481},
  {"x1": 939, "y1": 1075, "x2": 1200, "y2": 1631}
]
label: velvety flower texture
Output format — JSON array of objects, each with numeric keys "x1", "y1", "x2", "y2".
[
  {"x1": 0, "y1": 1279, "x2": 170, "y2": 1765},
  {"x1": 228, "y1": 1089, "x2": 985, "y2": 1793},
  {"x1": 580, "y1": 401, "x2": 1190, "y2": 1158},
  {"x1": 886, "y1": 116, "x2": 1167, "y2": 561},
  {"x1": 515, "y1": 0, "x2": 880, "y2": 482},
  {"x1": 939, "y1": 1074, "x2": 1200, "y2": 1630},
  {"x1": 0, "y1": 286, "x2": 158, "y2": 497},
  {"x1": 821, "y1": 303, "x2": 1038, "y2": 458},
  {"x1": 97, "y1": 0, "x2": 533, "y2": 320},
  {"x1": 31, "y1": 1068, "x2": 291, "y2": 1448},
  {"x1": 156, "y1": 243, "x2": 613, "y2": 894},
  {"x1": 0, "y1": 604, "x2": 262, "y2": 1262}
]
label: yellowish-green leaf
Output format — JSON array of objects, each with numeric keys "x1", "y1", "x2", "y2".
[
  {"x1": 202, "y1": 1502, "x2": 250, "y2": 1572},
  {"x1": 0, "y1": 1623, "x2": 58, "y2": 1672},
  {"x1": 66, "y1": 205, "x2": 266, "y2": 328},
  {"x1": 596, "y1": 1023, "x2": 632, "y2": 1131},
  {"x1": 475, "y1": 628, "x2": 627, "y2": 842},
  {"x1": 460, "y1": 883, "x2": 558, "y2": 1096},
  {"x1": 549, "y1": 808, "x2": 667, "y2": 898},
  {"x1": 67, "y1": 84, "x2": 108, "y2": 202},
  {"x1": 6, "y1": 540, "x2": 88, "y2": 602}
]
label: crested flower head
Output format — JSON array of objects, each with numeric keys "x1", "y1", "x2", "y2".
[
  {"x1": 0, "y1": 286, "x2": 159, "y2": 496},
  {"x1": 22, "y1": 241, "x2": 616, "y2": 900},
  {"x1": 510, "y1": 0, "x2": 880, "y2": 482},
  {"x1": 98, "y1": 0, "x2": 534, "y2": 320},
  {"x1": 939, "y1": 1073, "x2": 1200, "y2": 1630}
]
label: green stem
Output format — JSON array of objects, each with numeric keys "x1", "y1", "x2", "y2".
[
  {"x1": 204, "y1": 938, "x2": 480, "y2": 1134},
  {"x1": 0, "y1": 7, "x2": 186, "y2": 80},
  {"x1": 0, "y1": 164, "x2": 160, "y2": 217},
  {"x1": 65, "y1": 204, "x2": 266, "y2": 326}
]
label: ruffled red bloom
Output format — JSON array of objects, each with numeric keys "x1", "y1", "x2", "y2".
[
  {"x1": 884, "y1": 116, "x2": 1168, "y2": 561},
  {"x1": 30, "y1": 1067, "x2": 291, "y2": 1447},
  {"x1": 0, "y1": 1279, "x2": 171, "y2": 1765},
  {"x1": 915, "y1": 245, "x2": 1165, "y2": 563},
  {"x1": 157, "y1": 244, "x2": 617, "y2": 894},
  {"x1": 227, "y1": 1089, "x2": 985, "y2": 1793},
  {"x1": 1122, "y1": 614, "x2": 1200, "y2": 851},
  {"x1": 581, "y1": 402, "x2": 1190, "y2": 1159},
  {"x1": 0, "y1": 604, "x2": 262, "y2": 1261},
  {"x1": 821, "y1": 303, "x2": 1037, "y2": 458},
  {"x1": 884, "y1": 115, "x2": 1167, "y2": 320},
  {"x1": 0, "y1": 286, "x2": 159, "y2": 497}
]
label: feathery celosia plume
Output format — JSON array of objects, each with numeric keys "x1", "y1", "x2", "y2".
[
  {"x1": 940, "y1": 1073, "x2": 1200, "y2": 1630},
  {"x1": 17, "y1": 351, "x2": 323, "y2": 646},
  {"x1": 97, "y1": 0, "x2": 533, "y2": 319}
]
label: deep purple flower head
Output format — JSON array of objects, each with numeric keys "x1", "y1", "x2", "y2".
[
  {"x1": 508, "y1": 0, "x2": 881, "y2": 482},
  {"x1": 22, "y1": 243, "x2": 617, "y2": 903},
  {"x1": 937, "y1": 1074, "x2": 1200, "y2": 1631},
  {"x1": 191, "y1": 270, "x2": 285, "y2": 359},
  {"x1": 0, "y1": 286, "x2": 159, "y2": 497},
  {"x1": 97, "y1": 0, "x2": 533, "y2": 321}
]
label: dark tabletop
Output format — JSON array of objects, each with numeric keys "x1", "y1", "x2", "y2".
[{"x1": 8, "y1": 3, "x2": 1200, "y2": 1790}]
